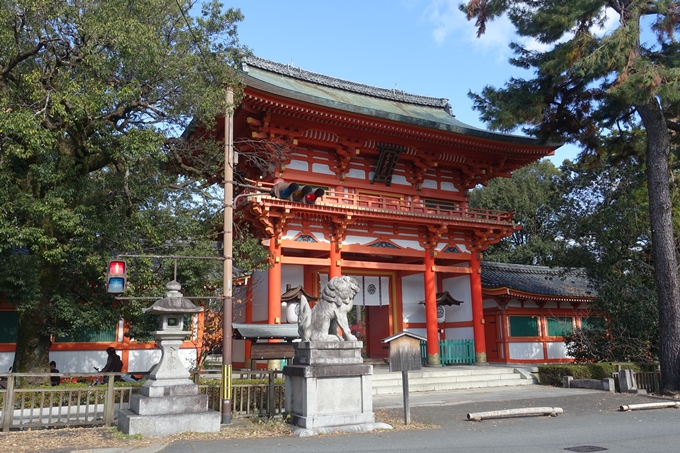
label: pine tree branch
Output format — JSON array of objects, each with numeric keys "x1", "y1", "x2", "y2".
[{"x1": 667, "y1": 120, "x2": 680, "y2": 133}]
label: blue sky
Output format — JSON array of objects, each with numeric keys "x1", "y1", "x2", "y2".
[{"x1": 225, "y1": 0, "x2": 588, "y2": 166}]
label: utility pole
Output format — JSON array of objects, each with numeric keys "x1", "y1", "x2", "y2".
[{"x1": 221, "y1": 88, "x2": 234, "y2": 424}]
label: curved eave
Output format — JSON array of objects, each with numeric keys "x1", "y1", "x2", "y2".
[
  {"x1": 243, "y1": 74, "x2": 562, "y2": 151},
  {"x1": 483, "y1": 287, "x2": 595, "y2": 303}
]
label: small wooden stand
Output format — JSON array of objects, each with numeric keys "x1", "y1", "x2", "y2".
[{"x1": 381, "y1": 331, "x2": 427, "y2": 425}]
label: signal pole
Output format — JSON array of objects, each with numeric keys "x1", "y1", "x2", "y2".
[{"x1": 222, "y1": 89, "x2": 234, "y2": 424}]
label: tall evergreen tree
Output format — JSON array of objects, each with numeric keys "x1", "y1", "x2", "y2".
[
  {"x1": 469, "y1": 160, "x2": 561, "y2": 265},
  {"x1": 0, "y1": 0, "x2": 252, "y2": 376},
  {"x1": 463, "y1": 0, "x2": 680, "y2": 393}
]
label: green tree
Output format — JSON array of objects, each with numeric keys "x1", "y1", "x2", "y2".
[
  {"x1": 469, "y1": 159, "x2": 561, "y2": 265},
  {"x1": 0, "y1": 0, "x2": 250, "y2": 376},
  {"x1": 463, "y1": 0, "x2": 680, "y2": 393},
  {"x1": 556, "y1": 158, "x2": 659, "y2": 363}
]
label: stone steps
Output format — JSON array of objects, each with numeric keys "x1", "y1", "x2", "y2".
[{"x1": 370, "y1": 365, "x2": 536, "y2": 395}]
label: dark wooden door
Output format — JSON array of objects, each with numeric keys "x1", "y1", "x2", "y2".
[
  {"x1": 366, "y1": 305, "x2": 390, "y2": 359},
  {"x1": 484, "y1": 315, "x2": 499, "y2": 360}
]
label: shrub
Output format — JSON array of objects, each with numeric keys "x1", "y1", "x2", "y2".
[{"x1": 538, "y1": 362, "x2": 643, "y2": 386}]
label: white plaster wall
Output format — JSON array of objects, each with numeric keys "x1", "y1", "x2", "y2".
[
  {"x1": 441, "y1": 276, "x2": 472, "y2": 322},
  {"x1": 282, "y1": 265, "x2": 304, "y2": 290},
  {"x1": 456, "y1": 244, "x2": 470, "y2": 253},
  {"x1": 345, "y1": 168, "x2": 365, "y2": 180},
  {"x1": 445, "y1": 327, "x2": 474, "y2": 340},
  {"x1": 406, "y1": 327, "x2": 427, "y2": 340},
  {"x1": 483, "y1": 298, "x2": 498, "y2": 309},
  {"x1": 0, "y1": 352, "x2": 14, "y2": 371},
  {"x1": 312, "y1": 163, "x2": 334, "y2": 175},
  {"x1": 507, "y1": 299, "x2": 522, "y2": 308},
  {"x1": 401, "y1": 273, "x2": 425, "y2": 324},
  {"x1": 547, "y1": 342, "x2": 569, "y2": 359},
  {"x1": 392, "y1": 239, "x2": 423, "y2": 250},
  {"x1": 391, "y1": 175, "x2": 409, "y2": 186},
  {"x1": 543, "y1": 301, "x2": 559, "y2": 309},
  {"x1": 283, "y1": 229, "x2": 301, "y2": 240},
  {"x1": 523, "y1": 299, "x2": 539, "y2": 308},
  {"x1": 127, "y1": 347, "x2": 196, "y2": 373},
  {"x1": 251, "y1": 270, "x2": 269, "y2": 322},
  {"x1": 441, "y1": 181, "x2": 458, "y2": 192},
  {"x1": 287, "y1": 159, "x2": 309, "y2": 171},
  {"x1": 49, "y1": 350, "x2": 110, "y2": 373},
  {"x1": 422, "y1": 179, "x2": 437, "y2": 189},
  {"x1": 344, "y1": 235, "x2": 373, "y2": 245},
  {"x1": 509, "y1": 342, "x2": 544, "y2": 361}
]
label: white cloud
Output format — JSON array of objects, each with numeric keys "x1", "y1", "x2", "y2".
[
  {"x1": 422, "y1": 0, "x2": 517, "y2": 61},
  {"x1": 422, "y1": 1, "x2": 618, "y2": 59}
]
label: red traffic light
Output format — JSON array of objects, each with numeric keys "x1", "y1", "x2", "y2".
[
  {"x1": 304, "y1": 187, "x2": 325, "y2": 205},
  {"x1": 107, "y1": 260, "x2": 127, "y2": 294}
]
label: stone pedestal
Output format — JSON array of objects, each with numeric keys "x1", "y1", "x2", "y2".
[
  {"x1": 283, "y1": 341, "x2": 392, "y2": 437},
  {"x1": 117, "y1": 331, "x2": 220, "y2": 436}
]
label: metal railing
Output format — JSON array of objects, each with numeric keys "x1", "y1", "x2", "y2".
[{"x1": 1, "y1": 370, "x2": 285, "y2": 431}]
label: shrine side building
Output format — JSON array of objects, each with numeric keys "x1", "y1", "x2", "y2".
[{"x1": 221, "y1": 57, "x2": 571, "y2": 366}]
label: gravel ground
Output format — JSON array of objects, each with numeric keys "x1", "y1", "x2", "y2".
[{"x1": 0, "y1": 409, "x2": 428, "y2": 453}]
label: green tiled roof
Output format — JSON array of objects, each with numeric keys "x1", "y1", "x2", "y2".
[{"x1": 242, "y1": 57, "x2": 561, "y2": 148}]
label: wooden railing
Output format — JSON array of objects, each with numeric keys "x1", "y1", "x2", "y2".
[
  {"x1": 243, "y1": 188, "x2": 515, "y2": 225},
  {"x1": 0, "y1": 370, "x2": 285, "y2": 431},
  {"x1": 420, "y1": 339, "x2": 476, "y2": 366}
]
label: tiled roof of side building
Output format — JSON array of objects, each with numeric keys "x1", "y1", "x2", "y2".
[
  {"x1": 481, "y1": 261, "x2": 596, "y2": 298},
  {"x1": 241, "y1": 56, "x2": 562, "y2": 149}
]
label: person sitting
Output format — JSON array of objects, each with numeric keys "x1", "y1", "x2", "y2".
[
  {"x1": 101, "y1": 347, "x2": 123, "y2": 383},
  {"x1": 50, "y1": 361, "x2": 60, "y2": 386}
]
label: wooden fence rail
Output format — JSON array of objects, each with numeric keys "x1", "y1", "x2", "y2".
[
  {"x1": 420, "y1": 339, "x2": 476, "y2": 366},
  {"x1": 0, "y1": 370, "x2": 285, "y2": 432}
]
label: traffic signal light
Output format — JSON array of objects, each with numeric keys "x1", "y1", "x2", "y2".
[
  {"x1": 270, "y1": 182, "x2": 324, "y2": 205},
  {"x1": 106, "y1": 260, "x2": 127, "y2": 294}
]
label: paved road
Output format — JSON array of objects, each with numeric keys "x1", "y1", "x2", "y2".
[{"x1": 99, "y1": 386, "x2": 680, "y2": 453}]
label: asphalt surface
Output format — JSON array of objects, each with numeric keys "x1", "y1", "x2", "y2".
[{"x1": 69, "y1": 385, "x2": 680, "y2": 453}]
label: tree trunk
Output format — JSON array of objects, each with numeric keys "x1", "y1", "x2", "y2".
[
  {"x1": 637, "y1": 101, "x2": 680, "y2": 394},
  {"x1": 13, "y1": 306, "x2": 52, "y2": 385},
  {"x1": 12, "y1": 262, "x2": 56, "y2": 384}
]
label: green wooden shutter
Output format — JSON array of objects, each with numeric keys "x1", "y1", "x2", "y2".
[
  {"x1": 547, "y1": 317, "x2": 573, "y2": 337},
  {"x1": 509, "y1": 316, "x2": 539, "y2": 337}
]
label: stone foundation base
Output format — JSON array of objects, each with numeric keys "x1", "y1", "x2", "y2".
[
  {"x1": 290, "y1": 421, "x2": 393, "y2": 437},
  {"x1": 284, "y1": 341, "x2": 392, "y2": 437},
  {"x1": 117, "y1": 408, "x2": 220, "y2": 437}
]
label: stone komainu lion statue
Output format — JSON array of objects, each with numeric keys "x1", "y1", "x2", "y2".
[{"x1": 298, "y1": 276, "x2": 360, "y2": 341}]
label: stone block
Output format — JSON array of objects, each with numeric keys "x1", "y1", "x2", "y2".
[
  {"x1": 563, "y1": 376, "x2": 573, "y2": 388},
  {"x1": 130, "y1": 393, "x2": 209, "y2": 415},
  {"x1": 117, "y1": 408, "x2": 220, "y2": 437},
  {"x1": 602, "y1": 377, "x2": 615, "y2": 393},
  {"x1": 293, "y1": 341, "x2": 364, "y2": 365},
  {"x1": 619, "y1": 369, "x2": 638, "y2": 393},
  {"x1": 570, "y1": 378, "x2": 605, "y2": 390},
  {"x1": 141, "y1": 379, "x2": 198, "y2": 397}
]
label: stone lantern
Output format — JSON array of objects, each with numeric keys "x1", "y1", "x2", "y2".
[
  {"x1": 118, "y1": 280, "x2": 220, "y2": 436},
  {"x1": 142, "y1": 280, "x2": 202, "y2": 382}
]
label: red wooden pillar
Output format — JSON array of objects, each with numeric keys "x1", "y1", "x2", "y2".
[
  {"x1": 329, "y1": 238, "x2": 341, "y2": 279},
  {"x1": 244, "y1": 279, "x2": 253, "y2": 369},
  {"x1": 268, "y1": 237, "x2": 282, "y2": 324},
  {"x1": 424, "y1": 248, "x2": 440, "y2": 366},
  {"x1": 470, "y1": 253, "x2": 487, "y2": 363}
]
